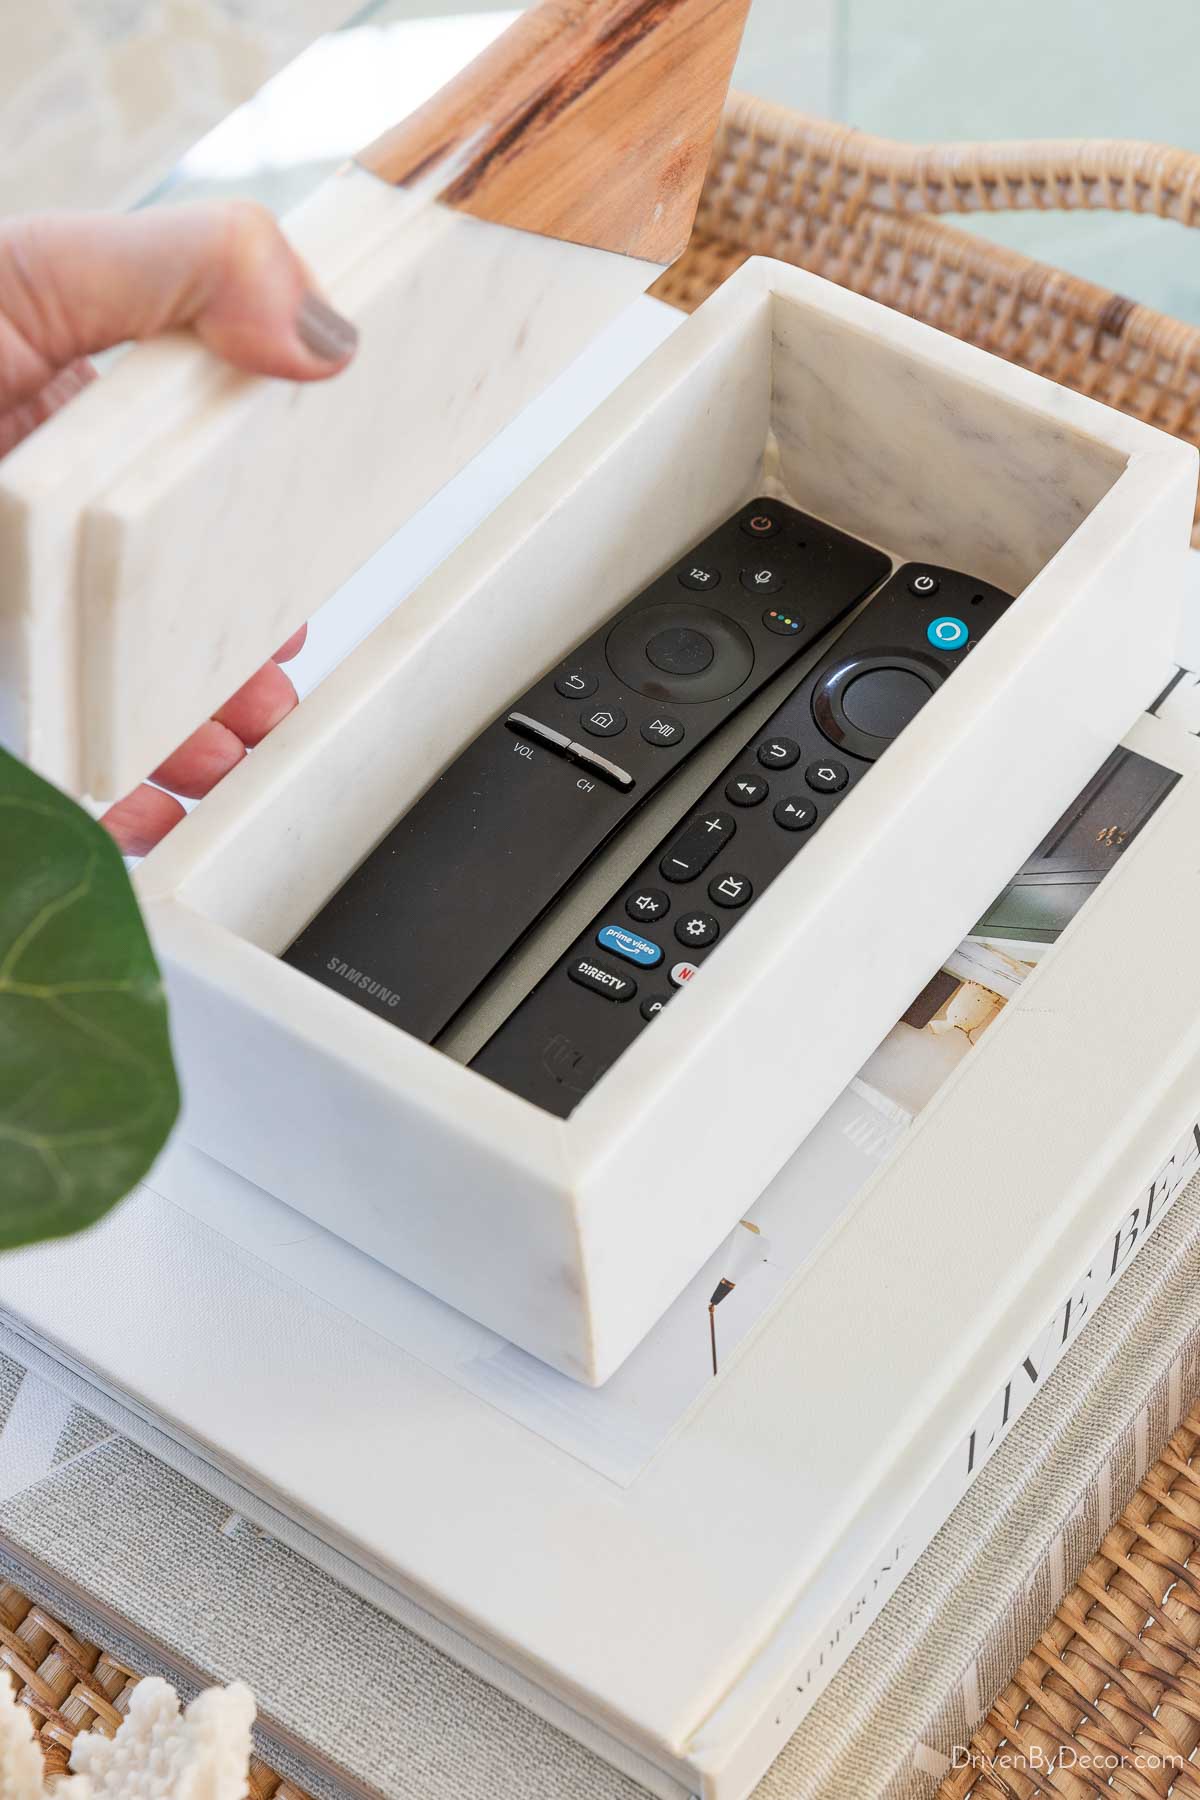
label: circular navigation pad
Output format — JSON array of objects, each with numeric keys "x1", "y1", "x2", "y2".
[
  {"x1": 645, "y1": 626, "x2": 715, "y2": 676},
  {"x1": 812, "y1": 649, "x2": 945, "y2": 762},
  {"x1": 606, "y1": 603, "x2": 754, "y2": 704}
]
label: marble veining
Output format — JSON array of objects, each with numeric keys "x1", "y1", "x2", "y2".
[
  {"x1": 771, "y1": 298, "x2": 1128, "y2": 599},
  {"x1": 0, "y1": 163, "x2": 658, "y2": 800}
]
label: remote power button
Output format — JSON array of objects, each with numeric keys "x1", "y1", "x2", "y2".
[
  {"x1": 927, "y1": 616, "x2": 969, "y2": 651},
  {"x1": 908, "y1": 571, "x2": 940, "y2": 597}
]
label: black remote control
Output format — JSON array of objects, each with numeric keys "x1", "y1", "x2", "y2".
[
  {"x1": 284, "y1": 500, "x2": 888, "y2": 1043},
  {"x1": 471, "y1": 562, "x2": 1015, "y2": 1113}
]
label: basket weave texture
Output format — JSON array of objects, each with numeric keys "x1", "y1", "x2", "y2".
[
  {"x1": 651, "y1": 93, "x2": 1200, "y2": 540},
  {"x1": 937, "y1": 1400, "x2": 1200, "y2": 1797},
  {"x1": 0, "y1": 1581, "x2": 309, "y2": 1799}
]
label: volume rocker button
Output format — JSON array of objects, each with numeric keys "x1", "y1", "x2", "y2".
[
  {"x1": 568, "y1": 742, "x2": 636, "y2": 791},
  {"x1": 505, "y1": 712, "x2": 573, "y2": 754}
]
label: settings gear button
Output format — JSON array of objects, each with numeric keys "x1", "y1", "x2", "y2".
[{"x1": 674, "y1": 911, "x2": 720, "y2": 949}]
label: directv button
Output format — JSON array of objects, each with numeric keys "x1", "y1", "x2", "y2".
[{"x1": 567, "y1": 958, "x2": 637, "y2": 1002}]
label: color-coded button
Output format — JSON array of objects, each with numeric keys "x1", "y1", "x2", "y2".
[
  {"x1": 596, "y1": 925, "x2": 663, "y2": 968},
  {"x1": 927, "y1": 616, "x2": 969, "y2": 651},
  {"x1": 762, "y1": 607, "x2": 804, "y2": 635}
]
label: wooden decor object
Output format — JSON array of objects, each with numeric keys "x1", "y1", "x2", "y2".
[{"x1": 359, "y1": 0, "x2": 753, "y2": 264}]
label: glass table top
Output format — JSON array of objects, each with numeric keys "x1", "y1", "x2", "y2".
[{"x1": 145, "y1": 0, "x2": 1200, "y2": 326}]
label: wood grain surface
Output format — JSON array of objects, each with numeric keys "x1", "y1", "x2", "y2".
[{"x1": 356, "y1": 0, "x2": 752, "y2": 265}]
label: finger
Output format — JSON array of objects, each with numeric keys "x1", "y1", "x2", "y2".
[
  {"x1": 0, "y1": 357, "x2": 95, "y2": 458},
  {"x1": 100, "y1": 784, "x2": 186, "y2": 856},
  {"x1": 212, "y1": 660, "x2": 298, "y2": 748},
  {"x1": 272, "y1": 624, "x2": 307, "y2": 663},
  {"x1": 0, "y1": 204, "x2": 358, "y2": 416},
  {"x1": 150, "y1": 719, "x2": 245, "y2": 800}
]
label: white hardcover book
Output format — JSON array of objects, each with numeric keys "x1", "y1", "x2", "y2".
[
  {"x1": 3, "y1": 620, "x2": 1199, "y2": 1799},
  {"x1": 1, "y1": 1171, "x2": 1197, "y2": 1800}
]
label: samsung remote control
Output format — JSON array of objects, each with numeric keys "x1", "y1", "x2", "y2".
[
  {"x1": 471, "y1": 561, "x2": 1015, "y2": 1114},
  {"x1": 284, "y1": 500, "x2": 888, "y2": 1043}
]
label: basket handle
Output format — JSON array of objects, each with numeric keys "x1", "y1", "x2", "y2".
[{"x1": 728, "y1": 96, "x2": 1200, "y2": 228}]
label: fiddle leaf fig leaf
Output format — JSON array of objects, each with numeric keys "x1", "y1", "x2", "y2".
[{"x1": 0, "y1": 749, "x2": 179, "y2": 1248}]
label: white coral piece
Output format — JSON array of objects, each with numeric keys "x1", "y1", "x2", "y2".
[
  {"x1": 68, "y1": 1679, "x2": 255, "y2": 1800},
  {"x1": 0, "y1": 1671, "x2": 255, "y2": 1800},
  {"x1": 0, "y1": 1676, "x2": 51, "y2": 1800}
]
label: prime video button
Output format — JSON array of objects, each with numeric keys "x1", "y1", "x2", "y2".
[
  {"x1": 927, "y1": 616, "x2": 969, "y2": 651},
  {"x1": 596, "y1": 925, "x2": 663, "y2": 968}
]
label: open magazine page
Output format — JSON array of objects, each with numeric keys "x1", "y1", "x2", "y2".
[{"x1": 147, "y1": 662, "x2": 1195, "y2": 1487}]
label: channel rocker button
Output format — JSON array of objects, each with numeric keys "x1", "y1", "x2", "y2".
[
  {"x1": 596, "y1": 925, "x2": 663, "y2": 968},
  {"x1": 568, "y1": 957, "x2": 637, "y2": 1002}
]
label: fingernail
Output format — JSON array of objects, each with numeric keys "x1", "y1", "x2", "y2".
[{"x1": 295, "y1": 291, "x2": 358, "y2": 363}]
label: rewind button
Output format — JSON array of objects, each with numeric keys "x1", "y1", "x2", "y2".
[{"x1": 725, "y1": 772, "x2": 768, "y2": 807}]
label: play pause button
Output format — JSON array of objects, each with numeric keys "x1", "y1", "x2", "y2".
[
  {"x1": 773, "y1": 795, "x2": 817, "y2": 831},
  {"x1": 725, "y1": 772, "x2": 768, "y2": 807}
]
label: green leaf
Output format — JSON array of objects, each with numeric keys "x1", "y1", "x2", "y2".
[{"x1": 0, "y1": 749, "x2": 179, "y2": 1248}]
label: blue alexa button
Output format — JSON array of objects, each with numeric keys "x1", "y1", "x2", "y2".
[
  {"x1": 597, "y1": 924, "x2": 663, "y2": 968},
  {"x1": 927, "y1": 615, "x2": 969, "y2": 651}
]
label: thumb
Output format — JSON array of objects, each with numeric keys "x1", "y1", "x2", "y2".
[{"x1": 0, "y1": 202, "x2": 358, "y2": 415}]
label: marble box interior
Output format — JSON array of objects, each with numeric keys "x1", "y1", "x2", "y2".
[{"x1": 168, "y1": 273, "x2": 1126, "y2": 957}]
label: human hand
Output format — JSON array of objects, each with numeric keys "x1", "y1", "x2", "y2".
[{"x1": 0, "y1": 203, "x2": 358, "y2": 853}]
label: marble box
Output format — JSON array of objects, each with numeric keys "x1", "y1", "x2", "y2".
[{"x1": 132, "y1": 256, "x2": 1195, "y2": 1384}]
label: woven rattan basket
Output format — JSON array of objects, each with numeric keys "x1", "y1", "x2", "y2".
[
  {"x1": 938, "y1": 1402, "x2": 1200, "y2": 1798},
  {"x1": 651, "y1": 92, "x2": 1200, "y2": 540},
  {"x1": 0, "y1": 1583, "x2": 308, "y2": 1798}
]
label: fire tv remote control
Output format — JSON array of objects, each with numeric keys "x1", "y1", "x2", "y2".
[
  {"x1": 471, "y1": 561, "x2": 1015, "y2": 1114},
  {"x1": 284, "y1": 500, "x2": 888, "y2": 1043}
]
